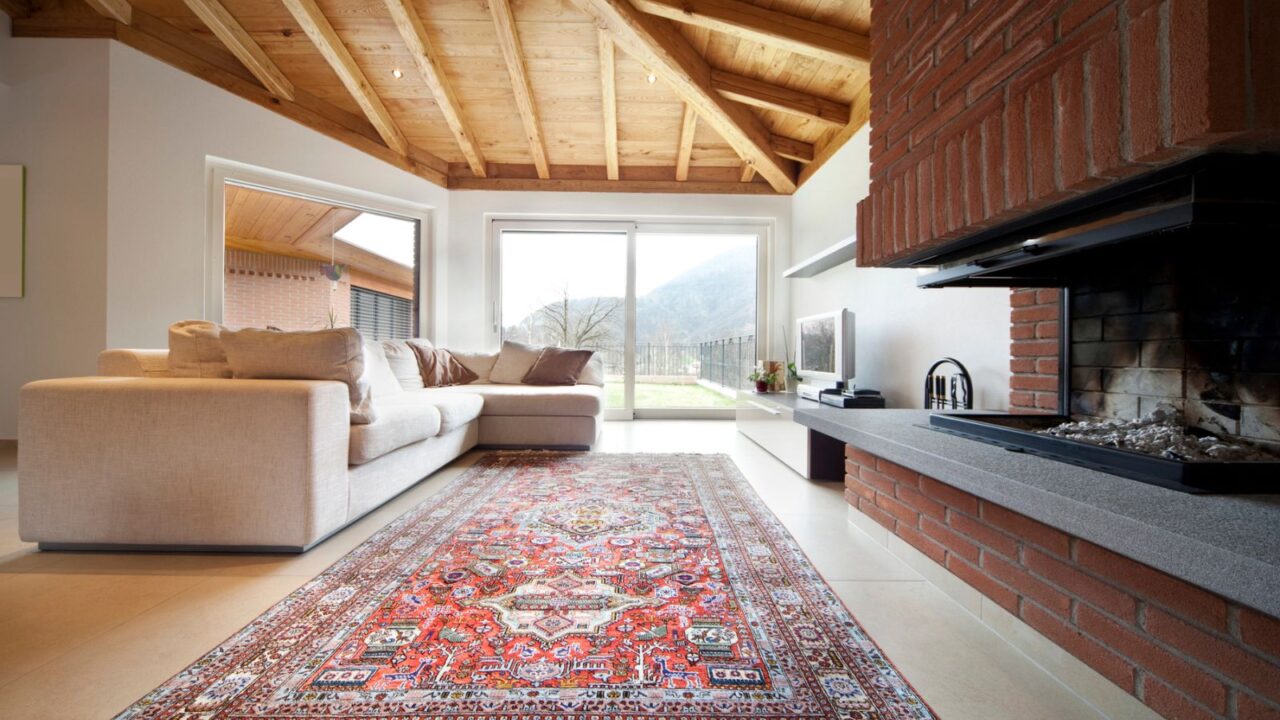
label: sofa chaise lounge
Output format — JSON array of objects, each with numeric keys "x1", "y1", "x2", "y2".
[{"x1": 18, "y1": 341, "x2": 604, "y2": 552}]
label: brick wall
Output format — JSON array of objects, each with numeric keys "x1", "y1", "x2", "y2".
[
  {"x1": 844, "y1": 445, "x2": 1280, "y2": 720},
  {"x1": 224, "y1": 249, "x2": 351, "y2": 331},
  {"x1": 855, "y1": 0, "x2": 1280, "y2": 268},
  {"x1": 1010, "y1": 288, "x2": 1062, "y2": 412}
]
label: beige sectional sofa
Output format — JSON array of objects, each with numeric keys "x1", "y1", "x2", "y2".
[{"x1": 18, "y1": 342, "x2": 604, "y2": 552}]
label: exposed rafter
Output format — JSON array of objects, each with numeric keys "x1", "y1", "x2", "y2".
[
  {"x1": 182, "y1": 0, "x2": 293, "y2": 101},
  {"x1": 799, "y1": 83, "x2": 870, "y2": 184},
  {"x1": 771, "y1": 134, "x2": 813, "y2": 163},
  {"x1": 574, "y1": 0, "x2": 795, "y2": 193},
  {"x1": 281, "y1": 0, "x2": 409, "y2": 156},
  {"x1": 598, "y1": 29, "x2": 620, "y2": 181},
  {"x1": 631, "y1": 0, "x2": 869, "y2": 69},
  {"x1": 0, "y1": 0, "x2": 33, "y2": 19},
  {"x1": 293, "y1": 206, "x2": 362, "y2": 249},
  {"x1": 84, "y1": 0, "x2": 130, "y2": 24},
  {"x1": 384, "y1": 0, "x2": 487, "y2": 177},
  {"x1": 675, "y1": 104, "x2": 697, "y2": 181},
  {"x1": 711, "y1": 70, "x2": 849, "y2": 127},
  {"x1": 739, "y1": 163, "x2": 756, "y2": 183},
  {"x1": 488, "y1": 0, "x2": 551, "y2": 180}
]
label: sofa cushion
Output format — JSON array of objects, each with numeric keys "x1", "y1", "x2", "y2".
[
  {"x1": 222, "y1": 327, "x2": 375, "y2": 424},
  {"x1": 523, "y1": 347, "x2": 594, "y2": 385},
  {"x1": 409, "y1": 342, "x2": 478, "y2": 387},
  {"x1": 380, "y1": 340, "x2": 424, "y2": 391},
  {"x1": 349, "y1": 400, "x2": 442, "y2": 465},
  {"x1": 414, "y1": 390, "x2": 485, "y2": 433},
  {"x1": 431, "y1": 383, "x2": 603, "y2": 417},
  {"x1": 489, "y1": 341, "x2": 542, "y2": 384},
  {"x1": 168, "y1": 320, "x2": 231, "y2": 378},
  {"x1": 452, "y1": 350, "x2": 498, "y2": 383},
  {"x1": 578, "y1": 354, "x2": 605, "y2": 387},
  {"x1": 363, "y1": 341, "x2": 404, "y2": 401}
]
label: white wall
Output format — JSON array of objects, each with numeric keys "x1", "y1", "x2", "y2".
[
  {"x1": 790, "y1": 127, "x2": 1012, "y2": 410},
  {"x1": 0, "y1": 18, "x2": 111, "y2": 438},
  {"x1": 104, "y1": 43, "x2": 450, "y2": 349},
  {"x1": 444, "y1": 190, "x2": 793, "y2": 357}
]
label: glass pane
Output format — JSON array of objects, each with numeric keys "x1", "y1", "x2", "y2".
[
  {"x1": 634, "y1": 233, "x2": 757, "y2": 409},
  {"x1": 500, "y1": 231, "x2": 628, "y2": 409},
  {"x1": 223, "y1": 183, "x2": 418, "y2": 339}
]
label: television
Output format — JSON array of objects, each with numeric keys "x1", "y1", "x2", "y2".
[{"x1": 795, "y1": 309, "x2": 855, "y2": 384}]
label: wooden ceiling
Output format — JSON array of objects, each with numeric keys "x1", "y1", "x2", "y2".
[
  {"x1": 6, "y1": 0, "x2": 870, "y2": 194},
  {"x1": 224, "y1": 184, "x2": 415, "y2": 293}
]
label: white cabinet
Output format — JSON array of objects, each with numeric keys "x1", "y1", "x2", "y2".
[{"x1": 735, "y1": 392, "x2": 843, "y2": 480}]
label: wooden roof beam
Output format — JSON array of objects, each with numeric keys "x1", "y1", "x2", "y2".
[
  {"x1": 711, "y1": 70, "x2": 849, "y2": 127},
  {"x1": 294, "y1": 206, "x2": 362, "y2": 248},
  {"x1": 598, "y1": 30, "x2": 620, "y2": 180},
  {"x1": 84, "y1": 0, "x2": 131, "y2": 24},
  {"x1": 384, "y1": 0, "x2": 487, "y2": 177},
  {"x1": 183, "y1": 0, "x2": 294, "y2": 101},
  {"x1": 488, "y1": 0, "x2": 551, "y2": 179},
  {"x1": 631, "y1": 0, "x2": 868, "y2": 69},
  {"x1": 675, "y1": 104, "x2": 697, "y2": 181},
  {"x1": 282, "y1": 0, "x2": 409, "y2": 156},
  {"x1": 574, "y1": 0, "x2": 795, "y2": 194},
  {"x1": 799, "y1": 82, "x2": 870, "y2": 185},
  {"x1": 771, "y1": 134, "x2": 813, "y2": 163},
  {"x1": 0, "y1": 0, "x2": 33, "y2": 19}
]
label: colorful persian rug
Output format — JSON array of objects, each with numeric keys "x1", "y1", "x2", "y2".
[{"x1": 117, "y1": 453, "x2": 935, "y2": 719}]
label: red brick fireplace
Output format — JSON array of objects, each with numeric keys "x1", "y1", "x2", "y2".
[{"x1": 844, "y1": 2, "x2": 1280, "y2": 717}]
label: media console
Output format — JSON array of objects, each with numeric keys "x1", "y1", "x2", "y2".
[{"x1": 735, "y1": 391, "x2": 845, "y2": 481}]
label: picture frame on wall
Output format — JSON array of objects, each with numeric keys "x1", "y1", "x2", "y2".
[{"x1": 0, "y1": 165, "x2": 25, "y2": 298}]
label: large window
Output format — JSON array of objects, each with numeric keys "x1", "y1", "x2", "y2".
[
  {"x1": 493, "y1": 221, "x2": 768, "y2": 419},
  {"x1": 221, "y1": 182, "x2": 420, "y2": 339}
]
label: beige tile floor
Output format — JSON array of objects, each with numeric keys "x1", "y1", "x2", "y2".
[{"x1": 0, "y1": 422, "x2": 1107, "y2": 719}]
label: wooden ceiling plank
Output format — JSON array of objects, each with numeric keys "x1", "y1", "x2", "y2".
[
  {"x1": 632, "y1": 0, "x2": 868, "y2": 69},
  {"x1": 675, "y1": 103, "x2": 697, "y2": 181},
  {"x1": 182, "y1": 0, "x2": 294, "y2": 101},
  {"x1": 281, "y1": 0, "x2": 409, "y2": 156},
  {"x1": 383, "y1": 0, "x2": 487, "y2": 177},
  {"x1": 711, "y1": 69, "x2": 848, "y2": 127},
  {"x1": 598, "y1": 29, "x2": 620, "y2": 180},
  {"x1": 488, "y1": 0, "x2": 551, "y2": 180},
  {"x1": 294, "y1": 206, "x2": 363, "y2": 248},
  {"x1": 451, "y1": 176, "x2": 779, "y2": 194},
  {"x1": 771, "y1": 134, "x2": 813, "y2": 163},
  {"x1": 84, "y1": 0, "x2": 130, "y2": 24},
  {"x1": 575, "y1": 0, "x2": 795, "y2": 194}
]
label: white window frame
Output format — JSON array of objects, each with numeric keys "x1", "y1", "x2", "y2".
[
  {"x1": 485, "y1": 216, "x2": 773, "y2": 420},
  {"x1": 205, "y1": 157, "x2": 436, "y2": 340}
]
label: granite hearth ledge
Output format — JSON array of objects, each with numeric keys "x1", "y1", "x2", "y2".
[{"x1": 794, "y1": 407, "x2": 1280, "y2": 618}]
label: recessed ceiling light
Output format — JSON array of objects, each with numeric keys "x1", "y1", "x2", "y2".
[
  {"x1": 392, "y1": 68, "x2": 404, "y2": 79},
  {"x1": 646, "y1": 71, "x2": 657, "y2": 84}
]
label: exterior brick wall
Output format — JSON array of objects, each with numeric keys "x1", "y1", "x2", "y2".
[
  {"x1": 1010, "y1": 287, "x2": 1062, "y2": 412},
  {"x1": 855, "y1": 0, "x2": 1280, "y2": 268},
  {"x1": 844, "y1": 445, "x2": 1280, "y2": 720},
  {"x1": 224, "y1": 249, "x2": 351, "y2": 331}
]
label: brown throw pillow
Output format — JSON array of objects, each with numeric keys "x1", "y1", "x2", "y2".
[
  {"x1": 408, "y1": 341, "x2": 478, "y2": 387},
  {"x1": 523, "y1": 347, "x2": 594, "y2": 385}
]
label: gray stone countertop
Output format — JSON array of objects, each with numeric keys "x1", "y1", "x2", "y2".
[{"x1": 793, "y1": 407, "x2": 1280, "y2": 617}]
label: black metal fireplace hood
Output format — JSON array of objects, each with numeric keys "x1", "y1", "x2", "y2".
[{"x1": 910, "y1": 153, "x2": 1280, "y2": 288}]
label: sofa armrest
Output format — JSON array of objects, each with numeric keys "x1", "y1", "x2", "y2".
[{"x1": 19, "y1": 377, "x2": 350, "y2": 550}]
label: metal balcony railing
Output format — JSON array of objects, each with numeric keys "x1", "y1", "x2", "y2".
[{"x1": 588, "y1": 334, "x2": 756, "y2": 390}]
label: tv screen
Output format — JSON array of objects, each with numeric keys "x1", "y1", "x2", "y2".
[{"x1": 800, "y1": 316, "x2": 836, "y2": 373}]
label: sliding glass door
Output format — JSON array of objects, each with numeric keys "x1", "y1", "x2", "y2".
[{"x1": 492, "y1": 221, "x2": 767, "y2": 419}]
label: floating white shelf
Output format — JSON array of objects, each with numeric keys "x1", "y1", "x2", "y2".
[{"x1": 782, "y1": 235, "x2": 857, "y2": 278}]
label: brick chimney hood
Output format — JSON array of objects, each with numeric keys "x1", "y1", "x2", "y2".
[{"x1": 856, "y1": 0, "x2": 1280, "y2": 270}]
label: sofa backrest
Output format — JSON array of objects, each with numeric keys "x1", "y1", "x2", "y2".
[{"x1": 98, "y1": 349, "x2": 171, "y2": 378}]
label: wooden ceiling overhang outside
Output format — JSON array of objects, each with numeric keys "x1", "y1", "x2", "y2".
[{"x1": 5, "y1": 0, "x2": 870, "y2": 195}]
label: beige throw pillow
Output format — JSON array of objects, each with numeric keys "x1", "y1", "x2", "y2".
[
  {"x1": 222, "y1": 327, "x2": 375, "y2": 424},
  {"x1": 168, "y1": 320, "x2": 231, "y2": 378},
  {"x1": 489, "y1": 341, "x2": 544, "y2": 384},
  {"x1": 363, "y1": 341, "x2": 404, "y2": 401},
  {"x1": 523, "y1": 347, "x2": 594, "y2": 385},
  {"x1": 381, "y1": 340, "x2": 425, "y2": 391},
  {"x1": 451, "y1": 350, "x2": 499, "y2": 383},
  {"x1": 578, "y1": 355, "x2": 605, "y2": 386}
]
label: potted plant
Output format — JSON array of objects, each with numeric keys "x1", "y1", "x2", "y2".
[
  {"x1": 749, "y1": 369, "x2": 777, "y2": 393},
  {"x1": 781, "y1": 324, "x2": 802, "y2": 392}
]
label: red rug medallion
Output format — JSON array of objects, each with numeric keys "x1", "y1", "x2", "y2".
[{"x1": 118, "y1": 453, "x2": 935, "y2": 719}]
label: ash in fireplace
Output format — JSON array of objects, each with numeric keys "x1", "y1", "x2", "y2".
[{"x1": 1038, "y1": 404, "x2": 1277, "y2": 462}]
